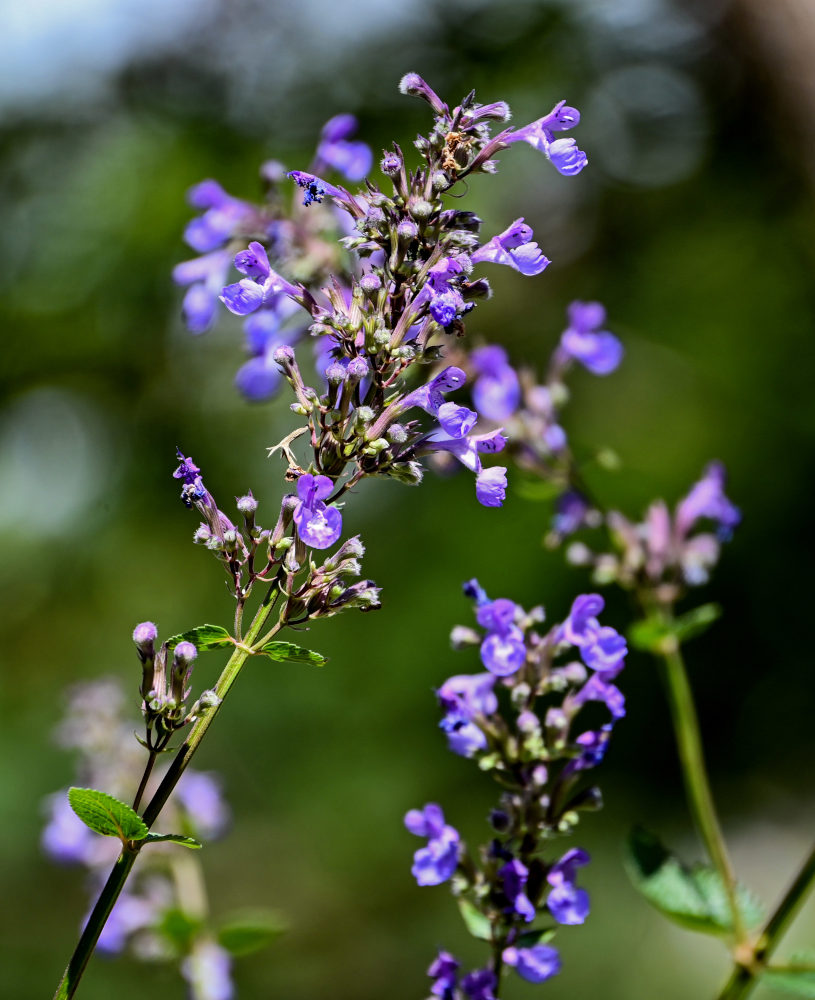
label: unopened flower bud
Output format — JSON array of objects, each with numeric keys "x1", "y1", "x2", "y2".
[
  {"x1": 490, "y1": 809, "x2": 511, "y2": 832},
  {"x1": 531, "y1": 764, "x2": 549, "y2": 787},
  {"x1": 132, "y1": 622, "x2": 158, "y2": 657},
  {"x1": 450, "y1": 625, "x2": 481, "y2": 649},
  {"x1": 325, "y1": 361, "x2": 346, "y2": 385},
  {"x1": 387, "y1": 423, "x2": 408, "y2": 444},
  {"x1": 174, "y1": 642, "x2": 198, "y2": 667},
  {"x1": 236, "y1": 492, "x2": 258, "y2": 515},
  {"x1": 431, "y1": 171, "x2": 450, "y2": 191},
  {"x1": 511, "y1": 682, "x2": 531, "y2": 709},
  {"x1": 347, "y1": 356, "x2": 370, "y2": 380},
  {"x1": 517, "y1": 710, "x2": 539, "y2": 734},
  {"x1": 359, "y1": 272, "x2": 382, "y2": 296},
  {"x1": 397, "y1": 219, "x2": 418, "y2": 242},
  {"x1": 354, "y1": 406, "x2": 375, "y2": 425},
  {"x1": 560, "y1": 661, "x2": 587, "y2": 685},
  {"x1": 409, "y1": 198, "x2": 433, "y2": 221},
  {"x1": 274, "y1": 345, "x2": 295, "y2": 366},
  {"x1": 260, "y1": 159, "x2": 286, "y2": 184},
  {"x1": 193, "y1": 524, "x2": 211, "y2": 544}
]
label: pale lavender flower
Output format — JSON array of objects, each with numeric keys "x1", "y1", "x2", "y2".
[
  {"x1": 475, "y1": 467, "x2": 507, "y2": 508},
  {"x1": 220, "y1": 242, "x2": 302, "y2": 317},
  {"x1": 173, "y1": 250, "x2": 231, "y2": 334},
  {"x1": 176, "y1": 771, "x2": 231, "y2": 840},
  {"x1": 471, "y1": 219, "x2": 549, "y2": 276},
  {"x1": 315, "y1": 114, "x2": 373, "y2": 182},
  {"x1": 676, "y1": 462, "x2": 741, "y2": 540},
  {"x1": 504, "y1": 100, "x2": 587, "y2": 176},
  {"x1": 181, "y1": 940, "x2": 234, "y2": 1000},
  {"x1": 476, "y1": 597, "x2": 526, "y2": 677},
  {"x1": 94, "y1": 892, "x2": 159, "y2": 954},
  {"x1": 292, "y1": 474, "x2": 342, "y2": 549},
  {"x1": 424, "y1": 428, "x2": 508, "y2": 507},
  {"x1": 183, "y1": 181, "x2": 253, "y2": 253}
]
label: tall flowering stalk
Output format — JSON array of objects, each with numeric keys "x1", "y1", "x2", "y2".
[
  {"x1": 51, "y1": 75, "x2": 590, "y2": 999},
  {"x1": 454, "y1": 306, "x2": 815, "y2": 997},
  {"x1": 405, "y1": 581, "x2": 627, "y2": 998}
]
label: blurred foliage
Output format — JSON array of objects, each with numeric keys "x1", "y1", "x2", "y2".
[{"x1": 3, "y1": 1, "x2": 815, "y2": 998}]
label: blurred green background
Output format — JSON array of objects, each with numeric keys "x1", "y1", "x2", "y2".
[{"x1": 3, "y1": 0, "x2": 815, "y2": 996}]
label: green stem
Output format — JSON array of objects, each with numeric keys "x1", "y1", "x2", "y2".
[
  {"x1": 131, "y1": 750, "x2": 157, "y2": 812},
  {"x1": 52, "y1": 587, "x2": 281, "y2": 1000},
  {"x1": 656, "y1": 618, "x2": 747, "y2": 947},
  {"x1": 716, "y1": 842, "x2": 815, "y2": 1000}
]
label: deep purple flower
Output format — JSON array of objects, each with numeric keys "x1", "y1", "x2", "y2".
[
  {"x1": 581, "y1": 626, "x2": 627, "y2": 675},
  {"x1": 560, "y1": 593, "x2": 605, "y2": 647},
  {"x1": 417, "y1": 257, "x2": 468, "y2": 327},
  {"x1": 471, "y1": 346, "x2": 521, "y2": 421},
  {"x1": 399, "y1": 73, "x2": 447, "y2": 115},
  {"x1": 461, "y1": 968, "x2": 498, "y2": 1000},
  {"x1": 439, "y1": 713, "x2": 488, "y2": 756},
  {"x1": 315, "y1": 114, "x2": 373, "y2": 182},
  {"x1": 173, "y1": 451, "x2": 210, "y2": 508},
  {"x1": 574, "y1": 674, "x2": 626, "y2": 720},
  {"x1": 499, "y1": 859, "x2": 536, "y2": 922},
  {"x1": 477, "y1": 598, "x2": 526, "y2": 676},
  {"x1": 548, "y1": 847, "x2": 591, "y2": 887},
  {"x1": 568, "y1": 725, "x2": 613, "y2": 773},
  {"x1": 404, "y1": 803, "x2": 460, "y2": 886},
  {"x1": 471, "y1": 219, "x2": 550, "y2": 276},
  {"x1": 505, "y1": 100, "x2": 587, "y2": 176},
  {"x1": 560, "y1": 301, "x2": 623, "y2": 375},
  {"x1": 292, "y1": 474, "x2": 342, "y2": 549},
  {"x1": 428, "y1": 951, "x2": 459, "y2": 1000},
  {"x1": 676, "y1": 462, "x2": 741, "y2": 540},
  {"x1": 503, "y1": 944, "x2": 562, "y2": 983}
]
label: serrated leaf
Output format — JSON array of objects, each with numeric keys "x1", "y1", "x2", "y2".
[
  {"x1": 625, "y1": 827, "x2": 763, "y2": 935},
  {"x1": 764, "y1": 954, "x2": 815, "y2": 996},
  {"x1": 217, "y1": 910, "x2": 288, "y2": 956},
  {"x1": 516, "y1": 928, "x2": 556, "y2": 948},
  {"x1": 257, "y1": 641, "x2": 327, "y2": 666},
  {"x1": 457, "y1": 899, "x2": 492, "y2": 941},
  {"x1": 143, "y1": 833, "x2": 202, "y2": 849},
  {"x1": 166, "y1": 624, "x2": 234, "y2": 652},
  {"x1": 68, "y1": 788, "x2": 148, "y2": 842}
]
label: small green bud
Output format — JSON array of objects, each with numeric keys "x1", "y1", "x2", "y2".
[{"x1": 409, "y1": 198, "x2": 433, "y2": 220}]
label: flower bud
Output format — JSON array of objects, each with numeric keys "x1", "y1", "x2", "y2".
[
  {"x1": 450, "y1": 625, "x2": 481, "y2": 649},
  {"x1": 236, "y1": 492, "x2": 258, "y2": 515},
  {"x1": 386, "y1": 423, "x2": 408, "y2": 444},
  {"x1": 397, "y1": 219, "x2": 418, "y2": 242},
  {"x1": 490, "y1": 809, "x2": 511, "y2": 832},
  {"x1": 359, "y1": 272, "x2": 382, "y2": 296},
  {"x1": 346, "y1": 356, "x2": 370, "y2": 380},
  {"x1": 193, "y1": 524, "x2": 211, "y2": 544},
  {"x1": 132, "y1": 622, "x2": 158, "y2": 658},
  {"x1": 431, "y1": 171, "x2": 450, "y2": 191},
  {"x1": 174, "y1": 642, "x2": 198, "y2": 667},
  {"x1": 325, "y1": 361, "x2": 346, "y2": 385},
  {"x1": 274, "y1": 345, "x2": 295, "y2": 366},
  {"x1": 380, "y1": 151, "x2": 402, "y2": 175},
  {"x1": 409, "y1": 198, "x2": 433, "y2": 221}
]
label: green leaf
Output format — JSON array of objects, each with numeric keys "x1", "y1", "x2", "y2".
[
  {"x1": 764, "y1": 955, "x2": 815, "y2": 996},
  {"x1": 457, "y1": 899, "x2": 492, "y2": 941},
  {"x1": 156, "y1": 908, "x2": 202, "y2": 954},
  {"x1": 516, "y1": 928, "x2": 556, "y2": 948},
  {"x1": 68, "y1": 788, "x2": 148, "y2": 842},
  {"x1": 628, "y1": 605, "x2": 722, "y2": 654},
  {"x1": 625, "y1": 827, "x2": 763, "y2": 935},
  {"x1": 673, "y1": 603, "x2": 722, "y2": 643},
  {"x1": 217, "y1": 910, "x2": 288, "y2": 957},
  {"x1": 257, "y1": 641, "x2": 327, "y2": 667},
  {"x1": 143, "y1": 832, "x2": 202, "y2": 849},
  {"x1": 166, "y1": 624, "x2": 234, "y2": 652}
]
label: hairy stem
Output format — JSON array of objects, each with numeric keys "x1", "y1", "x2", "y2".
[
  {"x1": 716, "y1": 841, "x2": 815, "y2": 1000},
  {"x1": 52, "y1": 587, "x2": 281, "y2": 1000},
  {"x1": 656, "y1": 618, "x2": 747, "y2": 947}
]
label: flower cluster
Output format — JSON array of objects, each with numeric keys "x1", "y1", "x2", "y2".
[
  {"x1": 567, "y1": 461, "x2": 741, "y2": 594},
  {"x1": 41, "y1": 679, "x2": 236, "y2": 1000},
  {"x1": 405, "y1": 581, "x2": 627, "y2": 994},
  {"x1": 176, "y1": 75, "x2": 590, "y2": 513},
  {"x1": 174, "y1": 116, "x2": 371, "y2": 400}
]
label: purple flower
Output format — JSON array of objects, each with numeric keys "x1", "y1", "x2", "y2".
[
  {"x1": 471, "y1": 219, "x2": 550, "y2": 276},
  {"x1": 181, "y1": 940, "x2": 234, "y2": 1000},
  {"x1": 477, "y1": 598, "x2": 526, "y2": 677},
  {"x1": 437, "y1": 672, "x2": 497, "y2": 756},
  {"x1": 439, "y1": 713, "x2": 487, "y2": 756},
  {"x1": 499, "y1": 859, "x2": 536, "y2": 922},
  {"x1": 94, "y1": 892, "x2": 158, "y2": 954},
  {"x1": 42, "y1": 794, "x2": 107, "y2": 866},
  {"x1": 315, "y1": 114, "x2": 373, "y2": 182},
  {"x1": 173, "y1": 250, "x2": 231, "y2": 334},
  {"x1": 416, "y1": 257, "x2": 468, "y2": 327},
  {"x1": 404, "y1": 803, "x2": 460, "y2": 886},
  {"x1": 505, "y1": 100, "x2": 587, "y2": 176},
  {"x1": 475, "y1": 467, "x2": 507, "y2": 508},
  {"x1": 503, "y1": 944, "x2": 562, "y2": 984},
  {"x1": 559, "y1": 593, "x2": 626, "y2": 674},
  {"x1": 428, "y1": 951, "x2": 459, "y2": 1000},
  {"x1": 461, "y1": 968, "x2": 498, "y2": 1000},
  {"x1": 288, "y1": 169, "x2": 346, "y2": 206},
  {"x1": 676, "y1": 462, "x2": 741, "y2": 540},
  {"x1": 400, "y1": 366, "x2": 476, "y2": 439},
  {"x1": 183, "y1": 181, "x2": 253, "y2": 253},
  {"x1": 560, "y1": 301, "x2": 623, "y2": 375},
  {"x1": 552, "y1": 490, "x2": 590, "y2": 537},
  {"x1": 546, "y1": 847, "x2": 591, "y2": 925},
  {"x1": 292, "y1": 474, "x2": 342, "y2": 549},
  {"x1": 173, "y1": 451, "x2": 210, "y2": 508},
  {"x1": 471, "y1": 346, "x2": 521, "y2": 421},
  {"x1": 424, "y1": 428, "x2": 508, "y2": 508},
  {"x1": 573, "y1": 674, "x2": 626, "y2": 721}
]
